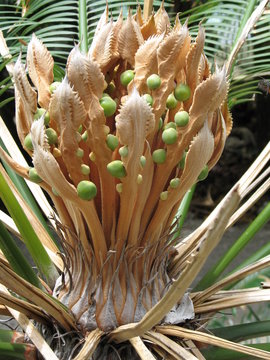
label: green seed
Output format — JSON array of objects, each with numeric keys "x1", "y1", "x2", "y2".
[
  {"x1": 178, "y1": 151, "x2": 187, "y2": 169},
  {"x1": 119, "y1": 146, "x2": 129, "y2": 158},
  {"x1": 28, "y1": 167, "x2": 42, "y2": 183},
  {"x1": 82, "y1": 131, "x2": 88, "y2": 142},
  {"x1": 76, "y1": 148, "x2": 84, "y2": 158},
  {"x1": 162, "y1": 128, "x2": 178, "y2": 145},
  {"x1": 107, "y1": 160, "x2": 126, "y2": 178},
  {"x1": 147, "y1": 74, "x2": 161, "y2": 90},
  {"x1": 101, "y1": 92, "x2": 111, "y2": 98},
  {"x1": 137, "y1": 174, "x2": 143, "y2": 184},
  {"x1": 170, "y1": 178, "x2": 180, "y2": 188},
  {"x1": 49, "y1": 81, "x2": 61, "y2": 94},
  {"x1": 166, "y1": 94, "x2": 178, "y2": 109},
  {"x1": 89, "y1": 152, "x2": 96, "y2": 162},
  {"x1": 152, "y1": 149, "x2": 166, "y2": 164},
  {"x1": 174, "y1": 111, "x2": 189, "y2": 127},
  {"x1": 164, "y1": 122, "x2": 177, "y2": 131},
  {"x1": 198, "y1": 165, "x2": 209, "y2": 181},
  {"x1": 24, "y1": 133, "x2": 33, "y2": 151},
  {"x1": 106, "y1": 134, "x2": 119, "y2": 151},
  {"x1": 34, "y1": 108, "x2": 50, "y2": 126},
  {"x1": 77, "y1": 180, "x2": 97, "y2": 200},
  {"x1": 45, "y1": 128, "x2": 58, "y2": 145},
  {"x1": 158, "y1": 118, "x2": 163, "y2": 130},
  {"x1": 160, "y1": 191, "x2": 168, "y2": 200},
  {"x1": 52, "y1": 187, "x2": 59, "y2": 196},
  {"x1": 116, "y1": 183, "x2": 123, "y2": 193},
  {"x1": 100, "y1": 97, "x2": 117, "y2": 117},
  {"x1": 143, "y1": 94, "x2": 153, "y2": 106},
  {"x1": 81, "y1": 164, "x2": 90, "y2": 175},
  {"x1": 174, "y1": 84, "x2": 191, "y2": 102},
  {"x1": 120, "y1": 70, "x2": 134, "y2": 86},
  {"x1": 78, "y1": 124, "x2": 83, "y2": 134},
  {"x1": 140, "y1": 155, "x2": 146, "y2": 168}
]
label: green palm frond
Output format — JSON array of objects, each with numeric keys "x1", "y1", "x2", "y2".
[
  {"x1": 178, "y1": 0, "x2": 270, "y2": 107},
  {"x1": 1, "y1": 0, "x2": 269, "y2": 106}
]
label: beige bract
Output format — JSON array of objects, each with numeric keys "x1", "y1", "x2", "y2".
[{"x1": 12, "y1": 5, "x2": 231, "y2": 332}]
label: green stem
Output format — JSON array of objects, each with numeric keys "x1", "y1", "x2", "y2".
[
  {"x1": 201, "y1": 343, "x2": 270, "y2": 360},
  {"x1": 210, "y1": 321, "x2": 270, "y2": 343},
  {"x1": 79, "y1": 0, "x2": 88, "y2": 54},
  {"x1": 172, "y1": 184, "x2": 196, "y2": 240},
  {"x1": 0, "y1": 342, "x2": 34, "y2": 360},
  {"x1": 0, "y1": 171, "x2": 58, "y2": 288},
  {"x1": 0, "y1": 140, "x2": 57, "y2": 247},
  {"x1": 0, "y1": 220, "x2": 42, "y2": 289},
  {"x1": 195, "y1": 202, "x2": 270, "y2": 290}
]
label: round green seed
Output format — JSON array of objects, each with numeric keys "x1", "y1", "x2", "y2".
[
  {"x1": 107, "y1": 160, "x2": 126, "y2": 178},
  {"x1": 166, "y1": 94, "x2": 178, "y2": 109},
  {"x1": 76, "y1": 148, "x2": 84, "y2": 158},
  {"x1": 77, "y1": 180, "x2": 97, "y2": 200},
  {"x1": 49, "y1": 81, "x2": 61, "y2": 94},
  {"x1": 81, "y1": 131, "x2": 88, "y2": 142},
  {"x1": 147, "y1": 74, "x2": 161, "y2": 90},
  {"x1": 120, "y1": 70, "x2": 134, "y2": 86},
  {"x1": 174, "y1": 84, "x2": 191, "y2": 102},
  {"x1": 162, "y1": 128, "x2": 178, "y2": 145},
  {"x1": 170, "y1": 178, "x2": 180, "y2": 188},
  {"x1": 45, "y1": 128, "x2": 58, "y2": 145},
  {"x1": 106, "y1": 134, "x2": 119, "y2": 151},
  {"x1": 100, "y1": 97, "x2": 117, "y2": 117},
  {"x1": 140, "y1": 155, "x2": 146, "y2": 168},
  {"x1": 198, "y1": 165, "x2": 209, "y2": 181},
  {"x1": 89, "y1": 152, "x2": 96, "y2": 162},
  {"x1": 116, "y1": 183, "x2": 123, "y2": 193},
  {"x1": 164, "y1": 122, "x2": 177, "y2": 131},
  {"x1": 24, "y1": 133, "x2": 33, "y2": 151},
  {"x1": 78, "y1": 124, "x2": 83, "y2": 134},
  {"x1": 174, "y1": 111, "x2": 189, "y2": 127},
  {"x1": 143, "y1": 94, "x2": 153, "y2": 106},
  {"x1": 52, "y1": 187, "x2": 59, "y2": 196},
  {"x1": 119, "y1": 146, "x2": 129, "y2": 158},
  {"x1": 152, "y1": 149, "x2": 166, "y2": 164},
  {"x1": 158, "y1": 118, "x2": 163, "y2": 130},
  {"x1": 160, "y1": 191, "x2": 168, "y2": 200},
  {"x1": 34, "y1": 108, "x2": 50, "y2": 126},
  {"x1": 28, "y1": 167, "x2": 42, "y2": 183},
  {"x1": 81, "y1": 164, "x2": 90, "y2": 175},
  {"x1": 137, "y1": 174, "x2": 143, "y2": 184}
]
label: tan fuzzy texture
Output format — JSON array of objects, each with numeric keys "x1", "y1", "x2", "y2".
[
  {"x1": 88, "y1": 20, "x2": 119, "y2": 74},
  {"x1": 185, "y1": 26, "x2": 205, "y2": 108},
  {"x1": 118, "y1": 11, "x2": 144, "y2": 67},
  {"x1": 154, "y1": 2, "x2": 170, "y2": 34},
  {"x1": 134, "y1": 34, "x2": 164, "y2": 93},
  {"x1": 27, "y1": 34, "x2": 54, "y2": 108},
  {"x1": 115, "y1": 89, "x2": 155, "y2": 248},
  {"x1": 67, "y1": 46, "x2": 105, "y2": 110},
  {"x1": 13, "y1": 57, "x2": 37, "y2": 143},
  {"x1": 140, "y1": 14, "x2": 157, "y2": 39},
  {"x1": 49, "y1": 77, "x2": 87, "y2": 185}
]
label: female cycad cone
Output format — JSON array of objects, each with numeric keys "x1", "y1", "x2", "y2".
[{"x1": 11, "y1": 3, "x2": 231, "y2": 335}]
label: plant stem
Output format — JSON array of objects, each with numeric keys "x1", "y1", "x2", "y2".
[
  {"x1": 79, "y1": 0, "x2": 88, "y2": 54},
  {"x1": 0, "y1": 220, "x2": 42, "y2": 289},
  {"x1": 172, "y1": 184, "x2": 196, "y2": 241},
  {"x1": 0, "y1": 170, "x2": 58, "y2": 288}
]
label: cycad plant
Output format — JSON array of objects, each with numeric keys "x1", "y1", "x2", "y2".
[{"x1": 0, "y1": 0, "x2": 270, "y2": 359}]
